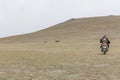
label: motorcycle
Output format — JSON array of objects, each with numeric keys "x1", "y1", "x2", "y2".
[{"x1": 101, "y1": 42, "x2": 108, "y2": 55}]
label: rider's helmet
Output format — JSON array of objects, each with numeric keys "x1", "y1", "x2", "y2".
[
  {"x1": 102, "y1": 35, "x2": 107, "y2": 42},
  {"x1": 103, "y1": 35, "x2": 106, "y2": 38}
]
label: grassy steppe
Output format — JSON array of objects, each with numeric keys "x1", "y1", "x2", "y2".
[
  {"x1": 0, "y1": 39, "x2": 119, "y2": 80},
  {"x1": 0, "y1": 16, "x2": 120, "y2": 80}
]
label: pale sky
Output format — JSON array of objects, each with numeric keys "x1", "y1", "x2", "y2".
[{"x1": 0, "y1": 0, "x2": 120, "y2": 37}]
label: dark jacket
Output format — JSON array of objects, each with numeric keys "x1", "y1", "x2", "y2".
[{"x1": 100, "y1": 37, "x2": 110, "y2": 44}]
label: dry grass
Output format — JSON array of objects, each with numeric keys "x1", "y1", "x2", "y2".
[
  {"x1": 0, "y1": 16, "x2": 120, "y2": 80},
  {"x1": 0, "y1": 39, "x2": 119, "y2": 80}
]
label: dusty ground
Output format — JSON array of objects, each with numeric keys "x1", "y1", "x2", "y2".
[
  {"x1": 0, "y1": 16, "x2": 120, "y2": 80},
  {"x1": 0, "y1": 38, "x2": 119, "y2": 80}
]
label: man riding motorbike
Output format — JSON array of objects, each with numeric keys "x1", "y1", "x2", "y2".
[{"x1": 100, "y1": 35, "x2": 110, "y2": 49}]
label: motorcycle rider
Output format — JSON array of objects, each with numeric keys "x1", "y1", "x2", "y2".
[{"x1": 100, "y1": 35, "x2": 110, "y2": 49}]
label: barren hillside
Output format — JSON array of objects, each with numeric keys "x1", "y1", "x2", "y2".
[
  {"x1": 0, "y1": 16, "x2": 120, "y2": 43},
  {"x1": 0, "y1": 16, "x2": 120, "y2": 80}
]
